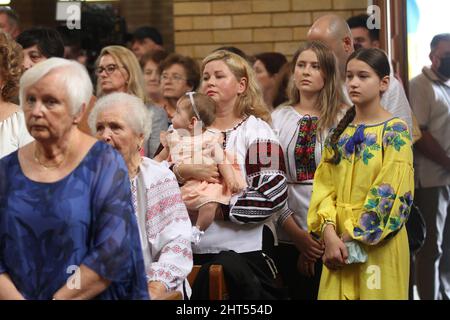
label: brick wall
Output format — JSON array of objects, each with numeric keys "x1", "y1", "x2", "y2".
[
  {"x1": 122, "y1": 0, "x2": 175, "y2": 53},
  {"x1": 11, "y1": 0, "x2": 367, "y2": 60},
  {"x1": 173, "y1": 0, "x2": 368, "y2": 60}
]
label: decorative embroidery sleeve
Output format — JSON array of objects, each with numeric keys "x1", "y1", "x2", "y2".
[
  {"x1": 223, "y1": 140, "x2": 288, "y2": 224},
  {"x1": 344, "y1": 120, "x2": 414, "y2": 245},
  {"x1": 145, "y1": 175, "x2": 193, "y2": 291}
]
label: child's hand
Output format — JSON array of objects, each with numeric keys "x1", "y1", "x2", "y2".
[
  {"x1": 227, "y1": 181, "x2": 243, "y2": 194},
  {"x1": 322, "y1": 225, "x2": 348, "y2": 270},
  {"x1": 159, "y1": 131, "x2": 168, "y2": 147}
]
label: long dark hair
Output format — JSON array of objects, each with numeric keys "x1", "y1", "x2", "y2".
[{"x1": 327, "y1": 48, "x2": 390, "y2": 164}]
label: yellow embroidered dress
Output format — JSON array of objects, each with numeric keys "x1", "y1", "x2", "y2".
[{"x1": 307, "y1": 118, "x2": 414, "y2": 300}]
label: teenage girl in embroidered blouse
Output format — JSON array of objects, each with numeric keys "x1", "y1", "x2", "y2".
[
  {"x1": 308, "y1": 48, "x2": 414, "y2": 299},
  {"x1": 272, "y1": 41, "x2": 347, "y2": 299}
]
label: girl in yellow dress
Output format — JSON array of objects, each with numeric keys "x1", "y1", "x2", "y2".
[{"x1": 307, "y1": 48, "x2": 414, "y2": 300}]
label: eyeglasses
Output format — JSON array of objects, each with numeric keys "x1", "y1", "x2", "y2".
[
  {"x1": 160, "y1": 73, "x2": 187, "y2": 83},
  {"x1": 95, "y1": 64, "x2": 125, "y2": 76}
]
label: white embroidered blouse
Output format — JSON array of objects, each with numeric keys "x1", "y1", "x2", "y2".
[{"x1": 130, "y1": 157, "x2": 193, "y2": 297}]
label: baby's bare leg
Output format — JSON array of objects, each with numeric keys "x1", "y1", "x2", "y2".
[{"x1": 196, "y1": 202, "x2": 219, "y2": 231}]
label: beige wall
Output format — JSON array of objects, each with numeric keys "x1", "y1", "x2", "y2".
[
  {"x1": 173, "y1": 0, "x2": 368, "y2": 60},
  {"x1": 122, "y1": 0, "x2": 175, "y2": 53},
  {"x1": 12, "y1": 0, "x2": 368, "y2": 60}
]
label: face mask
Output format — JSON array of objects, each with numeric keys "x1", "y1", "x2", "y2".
[{"x1": 438, "y1": 56, "x2": 450, "y2": 79}]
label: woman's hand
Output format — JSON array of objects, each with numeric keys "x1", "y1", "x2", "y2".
[
  {"x1": 297, "y1": 253, "x2": 316, "y2": 278},
  {"x1": 322, "y1": 225, "x2": 348, "y2": 270},
  {"x1": 178, "y1": 163, "x2": 220, "y2": 183},
  {"x1": 148, "y1": 281, "x2": 167, "y2": 300},
  {"x1": 293, "y1": 230, "x2": 324, "y2": 262}
]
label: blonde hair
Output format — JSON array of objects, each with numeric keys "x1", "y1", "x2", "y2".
[
  {"x1": 288, "y1": 41, "x2": 346, "y2": 133},
  {"x1": 0, "y1": 31, "x2": 23, "y2": 102},
  {"x1": 201, "y1": 50, "x2": 271, "y2": 123},
  {"x1": 96, "y1": 45, "x2": 148, "y2": 103}
]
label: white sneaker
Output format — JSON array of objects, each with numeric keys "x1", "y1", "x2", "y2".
[{"x1": 191, "y1": 226, "x2": 204, "y2": 244}]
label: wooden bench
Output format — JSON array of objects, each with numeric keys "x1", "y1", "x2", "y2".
[{"x1": 187, "y1": 264, "x2": 228, "y2": 300}]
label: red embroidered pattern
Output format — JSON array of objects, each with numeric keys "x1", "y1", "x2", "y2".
[
  {"x1": 295, "y1": 116, "x2": 318, "y2": 181},
  {"x1": 148, "y1": 263, "x2": 185, "y2": 282},
  {"x1": 146, "y1": 193, "x2": 184, "y2": 221},
  {"x1": 161, "y1": 243, "x2": 193, "y2": 260},
  {"x1": 245, "y1": 141, "x2": 286, "y2": 176}
]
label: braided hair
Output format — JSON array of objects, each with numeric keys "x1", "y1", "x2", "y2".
[
  {"x1": 326, "y1": 48, "x2": 390, "y2": 164},
  {"x1": 326, "y1": 105, "x2": 356, "y2": 164}
]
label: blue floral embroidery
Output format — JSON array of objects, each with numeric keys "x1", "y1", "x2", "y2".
[
  {"x1": 353, "y1": 184, "x2": 412, "y2": 244},
  {"x1": 345, "y1": 125, "x2": 366, "y2": 155},
  {"x1": 336, "y1": 126, "x2": 381, "y2": 165},
  {"x1": 354, "y1": 212, "x2": 383, "y2": 244},
  {"x1": 397, "y1": 191, "x2": 413, "y2": 223},
  {"x1": 383, "y1": 121, "x2": 411, "y2": 151}
]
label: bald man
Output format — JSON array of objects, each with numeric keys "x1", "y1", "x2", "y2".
[{"x1": 307, "y1": 14, "x2": 413, "y2": 133}]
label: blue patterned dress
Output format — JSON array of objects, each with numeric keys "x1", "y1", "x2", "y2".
[{"x1": 0, "y1": 141, "x2": 149, "y2": 300}]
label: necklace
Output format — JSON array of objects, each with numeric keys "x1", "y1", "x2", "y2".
[
  {"x1": 33, "y1": 147, "x2": 68, "y2": 170},
  {"x1": 128, "y1": 157, "x2": 143, "y2": 179}
]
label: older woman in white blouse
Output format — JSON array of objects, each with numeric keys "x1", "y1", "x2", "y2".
[{"x1": 88, "y1": 92, "x2": 193, "y2": 299}]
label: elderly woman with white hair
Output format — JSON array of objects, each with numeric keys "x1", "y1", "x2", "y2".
[
  {"x1": 0, "y1": 58, "x2": 149, "y2": 300},
  {"x1": 89, "y1": 92, "x2": 193, "y2": 299}
]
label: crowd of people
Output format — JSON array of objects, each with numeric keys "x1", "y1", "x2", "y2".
[{"x1": 1, "y1": 7, "x2": 450, "y2": 301}]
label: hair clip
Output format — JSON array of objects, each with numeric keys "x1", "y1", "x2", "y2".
[{"x1": 185, "y1": 91, "x2": 201, "y2": 120}]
